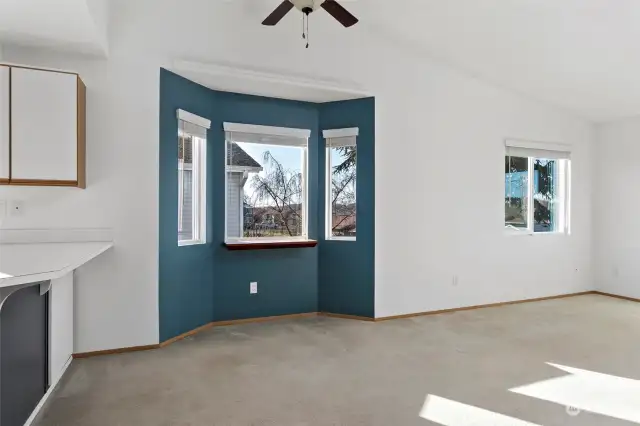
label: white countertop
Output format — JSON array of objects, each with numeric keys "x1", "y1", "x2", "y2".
[{"x1": 0, "y1": 241, "x2": 113, "y2": 288}]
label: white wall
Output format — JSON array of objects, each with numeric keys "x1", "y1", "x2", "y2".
[
  {"x1": 0, "y1": 47, "x2": 161, "y2": 352},
  {"x1": 373, "y1": 55, "x2": 595, "y2": 317},
  {"x1": 0, "y1": 0, "x2": 596, "y2": 350},
  {"x1": 85, "y1": 0, "x2": 109, "y2": 54},
  {"x1": 593, "y1": 119, "x2": 640, "y2": 299}
]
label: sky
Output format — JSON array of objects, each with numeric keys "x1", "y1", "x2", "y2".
[{"x1": 236, "y1": 142, "x2": 348, "y2": 204}]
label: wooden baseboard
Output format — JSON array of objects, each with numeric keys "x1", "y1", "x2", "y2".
[
  {"x1": 73, "y1": 344, "x2": 159, "y2": 359},
  {"x1": 160, "y1": 312, "x2": 318, "y2": 347},
  {"x1": 591, "y1": 291, "x2": 640, "y2": 303},
  {"x1": 75, "y1": 292, "x2": 624, "y2": 359},
  {"x1": 159, "y1": 322, "x2": 217, "y2": 348},
  {"x1": 374, "y1": 291, "x2": 596, "y2": 321},
  {"x1": 318, "y1": 312, "x2": 375, "y2": 322}
]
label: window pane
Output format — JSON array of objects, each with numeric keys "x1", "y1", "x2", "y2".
[
  {"x1": 505, "y1": 155, "x2": 528, "y2": 229},
  {"x1": 533, "y1": 159, "x2": 560, "y2": 233},
  {"x1": 178, "y1": 118, "x2": 206, "y2": 245},
  {"x1": 178, "y1": 133, "x2": 194, "y2": 242},
  {"x1": 329, "y1": 146, "x2": 356, "y2": 238},
  {"x1": 227, "y1": 142, "x2": 305, "y2": 239}
]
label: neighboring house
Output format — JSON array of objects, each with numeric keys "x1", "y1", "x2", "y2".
[
  {"x1": 226, "y1": 143, "x2": 263, "y2": 238},
  {"x1": 248, "y1": 205, "x2": 303, "y2": 236},
  {"x1": 178, "y1": 136, "x2": 194, "y2": 241},
  {"x1": 331, "y1": 203, "x2": 356, "y2": 236},
  {"x1": 179, "y1": 139, "x2": 262, "y2": 239}
]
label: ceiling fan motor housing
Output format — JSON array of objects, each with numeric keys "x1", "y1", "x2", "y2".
[
  {"x1": 262, "y1": 0, "x2": 358, "y2": 29},
  {"x1": 291, "y1": 0, "x2": 324, "y2": 13}
]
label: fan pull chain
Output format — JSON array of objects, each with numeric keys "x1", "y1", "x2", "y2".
[
  {"x1": 306, "y1": 14, "x2": 310, "y2": 48},
  {"x1": 302, "y1": 13, "x2": 306, "y2": 40}
]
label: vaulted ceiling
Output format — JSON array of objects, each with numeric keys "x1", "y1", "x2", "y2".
[
  {"x1": 0, "y1": 0, "x2": 108, "y2": 56},
  {"x1": 1, "y1": 0, "x2": 640, "y2": 121},
  {"x1": 358, "y1": 0, "x2": 640, "y2": 122}
]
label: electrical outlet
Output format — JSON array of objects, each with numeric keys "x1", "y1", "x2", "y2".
[
  {"x1": 250, "y1": 282, "x2": 258, "y2": 294},
  {"x1": 452, "y1": 275, "x2": 459, "y2": 286}
]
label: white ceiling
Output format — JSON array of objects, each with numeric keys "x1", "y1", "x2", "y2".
[
  {"x1": 355, "y1": 0, "x2": 640, "y2": 122},
  {"x1": 0, "y1": 0, "x2": 108, "y2": 56},
  {"x1": 2, "y1": 0, "x2": 640, "y2": 121}
]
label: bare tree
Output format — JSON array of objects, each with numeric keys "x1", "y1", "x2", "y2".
[
  {"x1": 331, "y1": 166, "x2": 356, "y2": 235},
  {"x1": 250, "y1": 151, "x2": 303, "y2": 237}
]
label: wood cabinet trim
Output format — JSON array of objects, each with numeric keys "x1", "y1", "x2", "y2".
[
  {"x1": 8, "y1": 66, "x2": 11, "y2": 182},
  {"x1": 4, "y1": 67, "x2": 86, "y2": 188},
  {"x1": 9, "y1": 179, "x2": 78, "y2": 187},
  {"x1": 0, "y1": 63, "x2": 79, "y2": 76},
  {"x1": 76, "y1": 77, "x2": 86, "y2": 189}
]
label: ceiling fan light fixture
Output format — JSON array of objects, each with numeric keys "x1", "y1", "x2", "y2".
[{"x1": 261, "y1": 0, "x2": 359, "y2": 31}]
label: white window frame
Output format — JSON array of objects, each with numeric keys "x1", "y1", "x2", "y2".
[
  {"x1": 504, "y1": 139, "x2": 571, "y2": 236},
  {"x1": 178, "y1": 109, "x2": 209, "y2": 247},
  {"x1": 324, "y1": 128, "x2": 358, "y2": 241},
  {"x1": 224, "y1": 122, "x2": 310, "y2": 243}
]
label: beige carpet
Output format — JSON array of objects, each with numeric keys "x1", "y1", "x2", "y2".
[{"x1": 35, "y1": 295, "x2": 638, "y2": 425}]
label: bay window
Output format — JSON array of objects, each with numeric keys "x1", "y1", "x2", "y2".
[
  {"x1": 324, "y1": 128, "x2": 358, "y2": 240},
  {"x1": 224, "y1": 123, "x2": 310, "y2": 243},
  {"x1": 177, "y1": 110, "x2": 209, "y2": 246}
]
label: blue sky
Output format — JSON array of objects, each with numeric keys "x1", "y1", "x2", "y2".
[{"x1": 237, "y1": 142, "x2": 347, "y2": 203}]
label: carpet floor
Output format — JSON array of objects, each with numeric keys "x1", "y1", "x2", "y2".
[{"x1": 34, "y1": 294, "x2": 640, "y2": 425}]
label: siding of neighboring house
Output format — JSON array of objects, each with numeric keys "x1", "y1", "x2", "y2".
[
  {"x1": 180, "y1": 170, "x2": 193, "y2": 239},
  {"x1": 226, "y1": 172, "x2": 243, "y2": 238}
]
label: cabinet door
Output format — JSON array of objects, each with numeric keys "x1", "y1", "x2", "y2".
[
  {"x1": 11, "y1": 68, "x2": 78, "y2": 182},
  {"x1": 0, "y1": 66, "x2": 9, "y2": 183}
]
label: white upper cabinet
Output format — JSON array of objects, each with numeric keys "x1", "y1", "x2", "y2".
[
  {"x1": 10, "y1": 67, "x2": 83, "y2": 185},
  {"x1": 0, "y1": 66, "x2": 9, "y2": 182}
]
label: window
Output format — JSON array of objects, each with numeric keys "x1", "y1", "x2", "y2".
[
  {"x1": 324, "y1": 128, "x2": 358, "y2": 240},
  {"x1": 504, "y1": 139, "x2": 571, "y2": 234},
  {"x1": 177, "y1": 110, "x2": 209, "y2": 246},
  {"x1": 224, "y1": 123, "x2": 310, "y2": 242}
]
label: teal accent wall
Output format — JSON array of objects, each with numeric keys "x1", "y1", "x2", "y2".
[
  {"x1": 159, "y1": 70, "x2": 216, "y2": 341},
  {"x1": 159, "y1": 69, "x2": 319, "y2": 341},
  {"x1": 159, "y1": 69, "x2": 375, "y2": 341},
  {"x1": 318, "y1": 98, "x2": 376, "y2": 317},
  {"x1": 208, "y1": 93, "x2": 319, "y2": 322}
]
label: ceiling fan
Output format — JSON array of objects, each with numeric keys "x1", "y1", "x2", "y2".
[{"x1": 262, "y1": 0, "x2": 358, "y2": 46}]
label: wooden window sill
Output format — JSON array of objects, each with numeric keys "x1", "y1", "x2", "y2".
[{"x1": 224, "y1": 240, "x2": 318, "y2": 251}]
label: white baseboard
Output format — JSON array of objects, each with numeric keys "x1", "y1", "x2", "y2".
[{"x1": 23, "y1": 356, "x2": 73, "y2": 426}]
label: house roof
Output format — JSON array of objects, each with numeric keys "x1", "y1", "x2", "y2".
[
  {"x1": 179, "y1": 137, "x2": 261, "y2": 170},
  {"x1": 227, "y1": 142, "x2": 262, "y2": 169}
]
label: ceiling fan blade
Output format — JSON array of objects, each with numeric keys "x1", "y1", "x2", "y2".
[
  {"x1": 321, "y1": 0, "x2": 359, "y2": 27},
  {"x1": 262, "y1": 0, "x2": 294, "y2": 26}
]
